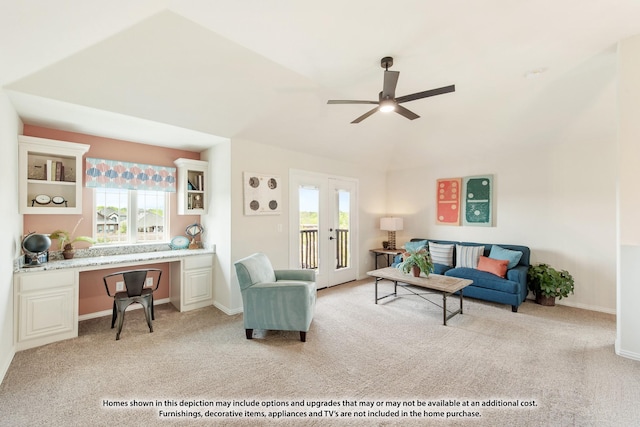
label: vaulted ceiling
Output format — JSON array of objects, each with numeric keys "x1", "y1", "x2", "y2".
[{"x1": 2, "y1": 1, "x2": 640, "y2": 170}]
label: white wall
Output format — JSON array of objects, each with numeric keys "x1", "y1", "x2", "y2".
[
  {"x1": 386, "y1": 118, "x2": 618, "y2": 314},
  {"x1": 616, "y1": 34, "x2": 640, "y2": 360},
  {"x1": 0, "y1": 90, "x2": 23, "y2": 382},
  {"x1": 218, "y1": 138, "x2": 386, "y2": 313},
  {"x1": 200, "y1": 141, "x2": 236, "y2": 314}
]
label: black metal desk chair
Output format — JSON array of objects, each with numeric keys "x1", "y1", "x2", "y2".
[{"x1": 103, "y1": 269, "x2": 162, "y2": 340}]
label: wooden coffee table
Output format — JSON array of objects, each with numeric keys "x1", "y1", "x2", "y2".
[{"x1": 367, "y1": 267, "x2": 473, "y2": 325}]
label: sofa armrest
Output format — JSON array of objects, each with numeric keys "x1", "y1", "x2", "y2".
[
  {"x1": 507, "y1": 265, "x2": 528, "y2": 287},
  {"x1": 275, "y1": 269, "x2": 316, "y2": 282}
]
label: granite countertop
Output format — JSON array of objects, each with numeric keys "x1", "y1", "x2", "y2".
[{"x1": 14, "y1": 248, "x2": 215, "y2": 273}]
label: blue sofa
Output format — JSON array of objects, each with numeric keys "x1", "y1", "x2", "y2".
[{"x1": 394, "y1": 239, "x2": 531, "y2": 312}]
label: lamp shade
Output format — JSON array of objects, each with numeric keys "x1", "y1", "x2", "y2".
[{"x1": 380, "y1": 217, "x2": 403, "y2": 231}]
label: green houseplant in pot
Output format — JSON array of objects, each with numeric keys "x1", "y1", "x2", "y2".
[
  {"x1": 527, "y1": 263, "x2": 575, "y2": 306},
  {"x1": 49, "y1": 218, "x2": 96, "y2": 259},
  {"x1": 396, "y1": 249, "x2": 434, "y2": 277}
]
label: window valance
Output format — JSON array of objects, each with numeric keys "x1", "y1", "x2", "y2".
[{"x1": 85, "y1": 157, "x2": 176, "y2": 192}]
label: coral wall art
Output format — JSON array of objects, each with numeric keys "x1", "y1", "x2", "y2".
[{"x1": 436, "y1": 178, "x2": 462, "y2": 225}]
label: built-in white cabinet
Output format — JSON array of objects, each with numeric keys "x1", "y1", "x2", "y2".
[
  {"x1": 14, "y1": 270, "x2": 79, "y2": 351},
  {"x1": 170, "y1": 254, "x2": 213, "y2": 311},
  {"x1": 18, "y1": 135, "x2": 90, "y2": 214},
  {"x1": 174, "y1": 158, "x2": 208, "y2": 215}
]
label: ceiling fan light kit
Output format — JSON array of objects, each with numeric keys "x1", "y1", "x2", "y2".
[
  {"x1": 379, "y1": 98, "x2": 396, "y2": 113},
  {"x1": 328, "y1": 56, "x2": 455, "y2": 123}
]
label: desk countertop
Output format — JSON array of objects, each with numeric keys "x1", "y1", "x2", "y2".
[{"x1": 14, "y1": 248, "x2": 215, "y2": 274}]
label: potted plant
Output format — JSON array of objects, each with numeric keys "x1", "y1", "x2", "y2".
[
  {"x1": 527, "y1": 263, "x2": 575, "y2": 306},
  {"x1": 49, "y1": 219, "x2": 95, "y2": 259},
  {"x1": 396, "y1": 249, "x2": 434, "y2": 277}
]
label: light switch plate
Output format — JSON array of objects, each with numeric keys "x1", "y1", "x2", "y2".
[
  {"x1": 146, "y1": 278, "x2": 153, "y2": 287},
  {"x1": 116, "y1": 281, "x2": 124, "y2": 292}
]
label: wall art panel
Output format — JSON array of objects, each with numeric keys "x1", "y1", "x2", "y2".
[
  {"x1": 436, "y1": 178, "x2": 462, "y2": 225},
  {"x1": 243, "y1": 172, "x2": 281, "y2": 215},
  {"x1": 462, "y1": 175, "x2": 493, "y2": 226}
]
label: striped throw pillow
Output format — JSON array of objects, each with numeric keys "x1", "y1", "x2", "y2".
[
  {"x1": 456, "y1": 245, "x2": 485, "y2": 268},
  {"x1": 428, "y1": 242, "x2": 454, "y2": 266}
]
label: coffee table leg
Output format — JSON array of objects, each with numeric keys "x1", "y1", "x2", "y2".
[
  {"x1": 460, "y1": 289, "x2": 464, "y2": 315},
  {"x1": 443, "y1": 292, "x2": 447, "y2": 326},
  {"x1": 375, "y1": 277, "x2": 379, "y2": 304}
]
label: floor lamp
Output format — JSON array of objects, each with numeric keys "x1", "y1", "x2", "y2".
[{"x1": 380, "y1": 217, "x2": 403, "y2": 250}]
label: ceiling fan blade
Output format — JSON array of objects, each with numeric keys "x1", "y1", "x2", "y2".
[
  {"x1": 395, "y1": 104, "x2": 420, "y2": 120},
  {"x1": 396, "y1": 84, "x2": 455, "y2": 104},
  {"x1": 327, "y1": 100, "x2": 378, "y2": 105},
  {"x1": 351, "y1": 107, "x2": 379, "y2": 124},
  {"x1": 382, "y1": 70, "x2": 399, "y2": 99}
]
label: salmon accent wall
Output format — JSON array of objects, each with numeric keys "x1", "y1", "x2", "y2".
[
  {"x1": 22, "y1": 125, "x2": 202, "y2": 240},
  {"x1": 22, "y1": 126, "x2": 204, "y2": 315},
  {"x1": 79, "y1": 264, "x2": 170, "y2": 316}
]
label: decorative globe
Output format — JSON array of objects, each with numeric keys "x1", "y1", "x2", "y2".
[{"x1": 22, "y1": 233, "x2": 52, "y2": 253}]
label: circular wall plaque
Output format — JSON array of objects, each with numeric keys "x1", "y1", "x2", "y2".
[{"x1": 34, "y1": 194, "x2": 51, "y2": 205}]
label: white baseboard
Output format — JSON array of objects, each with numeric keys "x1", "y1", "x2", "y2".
[
  {"x1": 555, "y1": 299, "x2": 616, "y2": 315},
  {"x1": 0, "y1": 347, "x2": 15, "y2": 386},
  {"x1": 213, "y1": 301, "x2": 242, "y2": 315},
  {"x1": 615, "y1": 340, "x2": 640, "y2": 361},
  {"x1": 78, "y1": 298, "x2": 171, "y2": 321}
]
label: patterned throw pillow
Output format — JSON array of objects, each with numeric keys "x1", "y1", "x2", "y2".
[
  {"x1": 488, "y1": 245, "x2": 523, "y2": 269},
  {"x1": 455, "y1": 245, "x2": 485, "y2": 268},
  {"x1": 428, "y1": 242, "x2": 454, "y2": 266}
]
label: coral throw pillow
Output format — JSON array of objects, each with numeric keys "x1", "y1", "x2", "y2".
[{"x1": 477, "y1": 256, "x2": 509, "y2": 278}]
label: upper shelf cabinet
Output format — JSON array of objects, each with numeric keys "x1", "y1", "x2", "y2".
[
  {"x1": 174, "y1": 158, "x2": 208, "y2": 215},
  {"x1": 19, "y1": 135, "x2": 90, "y2": 215}
]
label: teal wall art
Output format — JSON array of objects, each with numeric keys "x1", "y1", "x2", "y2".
[{"x1": 462, "y1": 175, "x2": 493, "y2": 226}]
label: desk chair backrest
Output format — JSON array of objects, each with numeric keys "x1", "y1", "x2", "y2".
[{"x1": 103, "y1": 268, "x2": 162, "y2": 298}]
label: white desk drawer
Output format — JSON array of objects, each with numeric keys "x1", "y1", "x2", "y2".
[
  {"x1": 183, "y1": 255, "x2": 211, "y2": 270},
  {"x1": 18, "y1": 270, "x2": 76, "y2": 292}
]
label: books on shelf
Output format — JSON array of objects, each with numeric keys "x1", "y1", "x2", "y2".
[{"x1": 44, "y1": 160, "x2": 65, "y2": 182}]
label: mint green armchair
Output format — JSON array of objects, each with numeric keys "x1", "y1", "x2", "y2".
[{"x1": 234, "y1": 253, "x2": 316, "y2": 342}]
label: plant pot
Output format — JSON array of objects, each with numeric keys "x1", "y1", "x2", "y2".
[
  {"x1": 536, "y1": 294, "x2": 555, "y2": 306},
  {"x1": 62, "y1": 248, "x2": 75, "y2": 259},
  {"x1": 412, "y1": 266, "x2": 421, "y2": 277}
]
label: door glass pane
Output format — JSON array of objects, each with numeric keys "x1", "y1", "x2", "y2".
[
  {"x1": 336, "y1": 189, "x2": 350, "y2": 269},
  {"x1": 299, "y1": 186, "x2": 319, "y2": 270}
]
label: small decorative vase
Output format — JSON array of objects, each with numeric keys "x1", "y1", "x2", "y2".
[
  {"x1": 412, "y1": 265, "x2": 421, "y2": 277},
  {"x1": 62, "y1": 245, "x2": 75, "y2": 260}
]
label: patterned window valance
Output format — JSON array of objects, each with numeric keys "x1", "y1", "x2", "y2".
[{"x1": 85, "y1": 158, "x2": 176, "y2": 192}]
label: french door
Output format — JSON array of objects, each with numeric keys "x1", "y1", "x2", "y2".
[{"x1": 289, "y1": 170, "x2": 358, "y2": 288}]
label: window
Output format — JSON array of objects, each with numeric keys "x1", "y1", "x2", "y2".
[{"x1": 94, "y1": 188, "x2": 169, "y2": 245}]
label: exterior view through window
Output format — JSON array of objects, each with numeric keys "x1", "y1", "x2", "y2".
[{"x1": 94, "y1": 188, "x2": 169, "y2": 244}]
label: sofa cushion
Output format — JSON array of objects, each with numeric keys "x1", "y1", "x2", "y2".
[
  {"x1": 477, "y1": 256, "x2": 508, "y2": 278},
  {"x1": 404, "y1": 239, "x2": 428, "y2": 252},
  {"x1": 433, "y1": 263, "x2": 453, "y2": 275},
  {"x1": 489, "y1": 245, "x2": 523, "y2": 269},
  {"x1": 428, "y1": 242, "x2": 454, "y2": 267},
  {"x1": 455, "y1": 245, "x2": 484, "y2": 268},
  {"x1": 445, "y1": 267, "x2": 520, "y2": 294}
]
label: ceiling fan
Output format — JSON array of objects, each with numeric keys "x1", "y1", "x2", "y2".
[{"x1": 327, "y1": 56, "x2": 455, "y2": 124}]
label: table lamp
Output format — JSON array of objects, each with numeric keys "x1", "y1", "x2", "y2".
[{"x1": 380, "y1": 217, "x2": 403, "y2": 250}]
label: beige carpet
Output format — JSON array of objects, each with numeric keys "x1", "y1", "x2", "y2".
[{"x1": 1, "y1": 279, "x2": 639, "y2": 426}]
